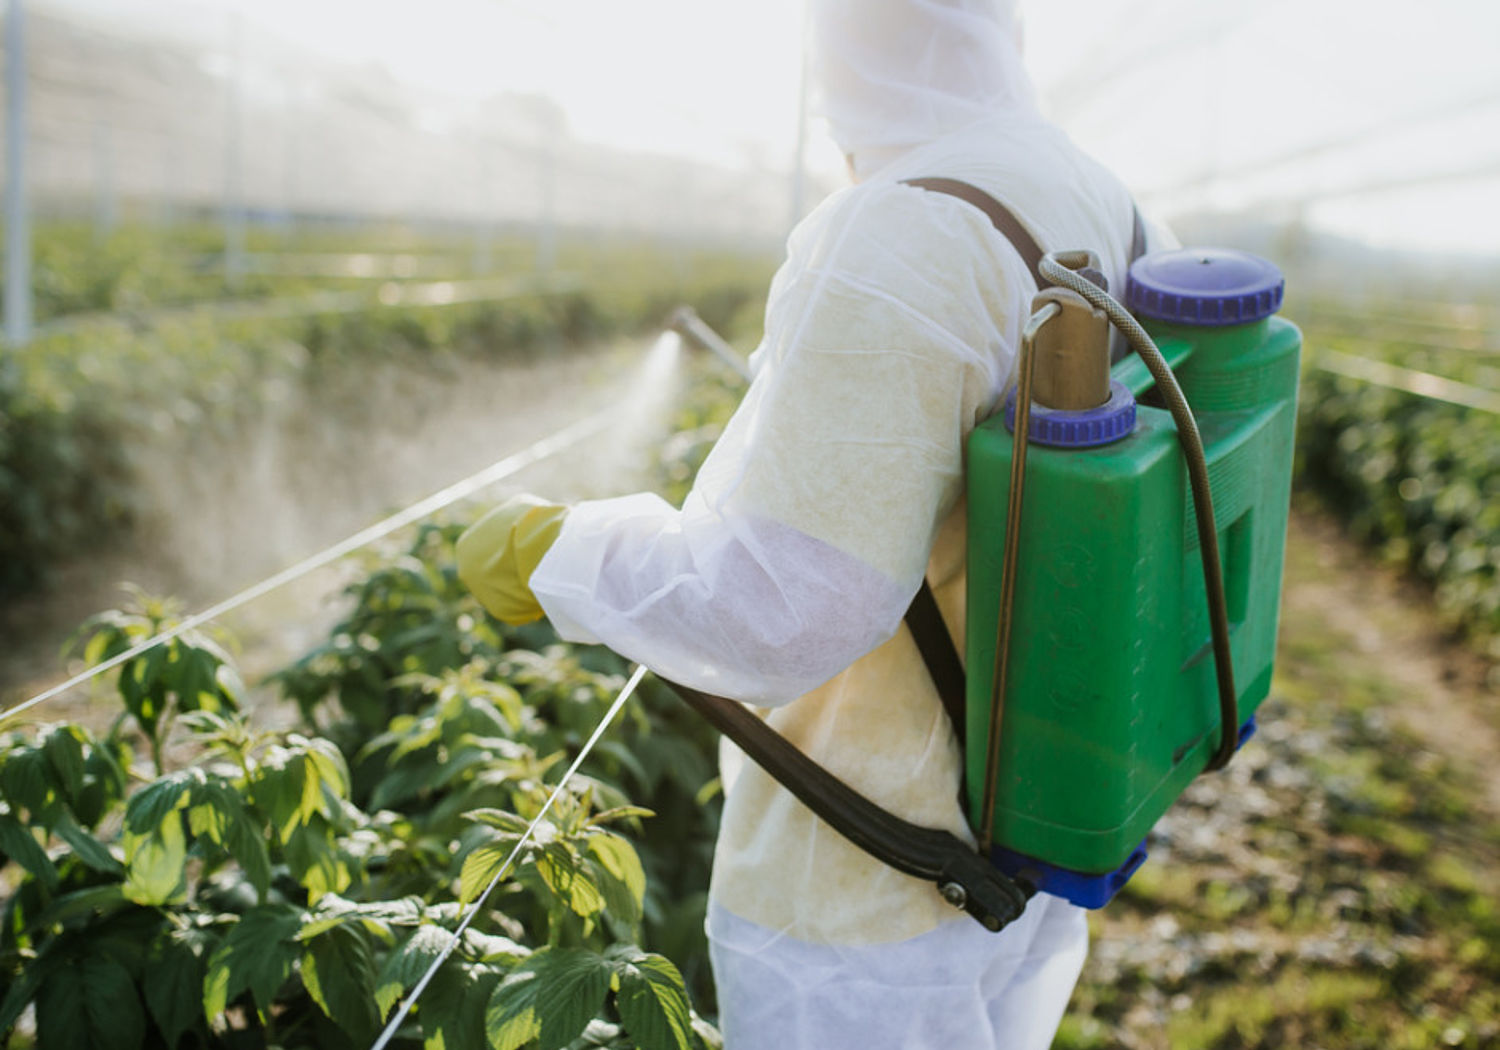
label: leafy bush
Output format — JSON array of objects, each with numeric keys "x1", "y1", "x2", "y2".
[
  {"x1": 0, "y1": 357, "x2": 133, "y2": 597},
  {"x1": 0, "y1": 526, "x2": 724, "y2": 1049},
  {"x1": 273, "y1": 524, "x2": 723, "y2": 1005},
  {"x1": 1296, "y1": 342, "x2": 1500, "y2": 646},
  {"x1": 1, "y1": 229, "x2": 773, "y2": 600}
]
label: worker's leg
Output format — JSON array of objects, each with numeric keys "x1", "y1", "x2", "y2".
[
  {"x1": 981, "y1": 894, "x2": 1089, "y2": 1050},
  {"x1": 708, "y1": 895, "x2": 1083, "y2": 1050}
]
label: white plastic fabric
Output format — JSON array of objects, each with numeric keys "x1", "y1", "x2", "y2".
[
  {"x1": 810, "y1": 0, "x2": 1037, "y2": 178},
  {"x1": 528, "y1": 1, "x2": 1168, "y2": 1045},
  {"x1": 709, "y1": 896, "x2": 1088, "y2": 1050}
]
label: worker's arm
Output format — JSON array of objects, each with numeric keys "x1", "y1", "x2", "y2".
[{"x1": 530, "y1": 183, "x2": 1027, "y2": 704}]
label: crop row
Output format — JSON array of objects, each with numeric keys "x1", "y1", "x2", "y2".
[
  {"x1": 0, "y1": 237, "x2": 775, "y2": 600},
  {"x1": 22, "y1": 221, "x2": 542, "y2": 324},
  {"x1": 1295, "y1": 327, "x2": 1500, "y2": 650},
  {"x1": 0, "y1": 518, "x2": 727, "y2": 1048}
]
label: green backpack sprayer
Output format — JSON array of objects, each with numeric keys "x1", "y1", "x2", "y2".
[{"x1": 667, "y1": 185, "x2": 1301, "y2": 932}]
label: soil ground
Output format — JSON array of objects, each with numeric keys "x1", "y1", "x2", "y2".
[{"x1": 1280, "y1": 508, "x2": 1500, "y2": 811}]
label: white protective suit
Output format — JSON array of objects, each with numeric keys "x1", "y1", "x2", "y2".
[{"x1": 529, "y1": 2, "x2": 1165, "y2": 1046}]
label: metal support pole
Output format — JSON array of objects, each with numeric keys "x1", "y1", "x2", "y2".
[
  {"x1": 787, "y1": 0, "x2": 810, "y2": 234},
  {"x1": 222, "y1": 12, "x2": 246, "y2": 289},
  {"x1": 537, "y1": 120, "x2": 558, "y2": 278},
  {"x1": 4, "y1": 0, "x2": 32, "y2": 346}
]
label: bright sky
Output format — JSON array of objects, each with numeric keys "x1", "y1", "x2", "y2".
[{"x1": 35, "y1": 0, "x2": 1500, "y2": 256}]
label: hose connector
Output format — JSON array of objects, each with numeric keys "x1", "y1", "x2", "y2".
[{"x1": 1029, "y1": 250, "x2": 1111, "y2": 412}]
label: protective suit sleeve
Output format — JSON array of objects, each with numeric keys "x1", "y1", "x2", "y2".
[{"x1": 529, "y1": 183, "x2": 1019, "y2": 704}]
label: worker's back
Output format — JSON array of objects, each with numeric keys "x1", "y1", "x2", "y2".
[{"x1": 710, "y1": 110, "x2": 1155, "y2": 947}]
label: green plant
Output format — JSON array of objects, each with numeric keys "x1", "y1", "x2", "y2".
[
  {"x1": 273, "y1": 523, "x2": 723, "y2": 1007},
  {"x1": 0, "y1": 577, "x2": 721, "y2": 1048},
  {"x1": 67, "y1": 588, "x2": 243, "y2": 776},
  {"x1": 2, "y1": 223, "x2": 775, "y2": 604},
  {"x1": 1296, "y1": 360, "x2": 1500, "y2": 646}
]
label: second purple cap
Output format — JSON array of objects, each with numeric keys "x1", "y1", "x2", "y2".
[{"x1": 1126, "y1": 248, "x2": 1284, "y2": 327}]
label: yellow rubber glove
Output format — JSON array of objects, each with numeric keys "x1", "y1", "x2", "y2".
[{"x1": 456, "y1": 495, "x2": 568, "y2": 625}]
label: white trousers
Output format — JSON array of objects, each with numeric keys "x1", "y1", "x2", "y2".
[{"x1": 707, "y1": 894, "x2": 1088, "y2": 1050}]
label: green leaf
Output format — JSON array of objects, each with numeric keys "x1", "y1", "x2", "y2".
[
  {"x1": 187, "y1": 796, "x2": 230, "y2": 844},
  {"x1": 122, "y1": 768, "x2": 203, "y2": 835},
  {"x1": 202, "y1": 904, "x2": 304, "y2": 1022},
  {"x1": 284, "y1": 817, "x2": 350, "y2": 902},
  {"x1": 214, "y1": 657, "x2": 246, "y2": 709},
  {"x1": 0, "y1": 746, "x2": 55, "y2": 816},
  {"x1": 300, "y1": 893, "x2": 426, "y2": 939},
  {"x1": 252, "y1": 748, "x2": 310, "y2": 842},
  {"x1": 693, "y1": 777, "x2": 723, "y2": 808},
  {"x1": 82, "y1": 619, "x2": 125, "y2": 666},
  {"x1": 27, "y1": 884, "x2": 127, "y2": 936},
  {"x1": 302, "y1": 924, "x2": 380, "y2": 1041},
  {"x1": 609, "y1": 948, "x2": 693, "y2": 1050},
  {"x1": 51, "y1": 810, "x2": 123, "y2": 875},
  {"x1": 122, "y1": 809, "x2": 187, "y2": 905},
  {"x1": 75, "y1": 739, "x2": 129, "y2": 828},
  {"x1": 35, "y1": 953, "x2": 146, "y2": 1050},
  {"x1": 367, "y1": 760, "x2": 443, "y2": 811},
  {"x1": 145, "y1": 928, "x2": 208, "y2": 1050},
  {"x1": 0, "y1": 946, "x2": 56, "y2": 1033},
  {"x1": 593, "y1": 741, "x2": 651, "y2": 790},
  {"x1": 41, "y1": 725, "x2": 87, "y2": 802},
  {"x1": 0, "y1": 809, "x2": 60, "y2": 889},
  {"x1": 537, "y1": 841, "x2": 605, "y2": 919},
  {"x1": 486, "y1": 948, "x2": 611, "y2": 1050},
  {"x1": 374, "y1": 923, "x2": 451, "y2": 1019},
  {"x1": 189, "y1": 780, "x2": 270, "y2": 901},
  {"x1": 422, "y1": 961, "x2": 503, "y2": 1050},
  {"x1": 587, "y1": 833, "x2": 646, "y2": 924},
  {"x1": 458, "y1": 929, "x2": 529, "y2": 965},
  {"x1": 223, "y1": 803, "x2": 272, "y2": 902},
  {"x1": 120, "y1": 644, "x2": 169, "y2": 735},
  {"x1": 589, "y1": 805, "x2": 656, "y2": 827},
  {"x1": 464, "y1": 808, "x2": 532, "y2": 834},
  {"x1": 458, "y1": 840, "x2": 514, "y2": 905},
  {"x1": 306, "y1": 737, "x2": 352, "y2": 798}
]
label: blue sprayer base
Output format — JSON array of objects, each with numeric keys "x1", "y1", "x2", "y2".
[{"x1": 988, "y1": 716, "x2": 1258, "y2": 910}]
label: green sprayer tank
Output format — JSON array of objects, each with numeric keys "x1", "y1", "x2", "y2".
[{"x1": 966, "y1": 249, "x2": 1301, "y2": 907}]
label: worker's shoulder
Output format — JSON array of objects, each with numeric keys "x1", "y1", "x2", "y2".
[
  {"x1": 812, "y1": 176, "x2": 1011, "y2": 244},
  {"x1": 790, "y1": 178, "x2": 1011, "y2": 289}
]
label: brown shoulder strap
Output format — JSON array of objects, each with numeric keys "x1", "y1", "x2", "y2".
[
  {"x1": 896, "y1": 177, "x2": 1149, "y2": 746},
  {"x1": 903, "y1": 176, "x2": 1149, "y2": 287},
  {"x1": 903, "y1": 176, "x2": 1047, "y2": 288},
  {"x1": 898, "y1": 176, "x2": 1048, "y2": 760},
  {"x1": 664, "y1": 676, "x2": 1033, "y2": 932}
]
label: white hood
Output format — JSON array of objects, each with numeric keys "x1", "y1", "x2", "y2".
[{"x1": 810, "y1": 0, "x2": 1040, "y2": 177}]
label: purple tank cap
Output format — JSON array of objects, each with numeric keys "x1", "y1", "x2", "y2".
[
  {"x1": 1005, "y1": 379, "x2": 1136, "y2": 448},
  {"x1": 1126, "y1": 248, "x2": 1284, "y2": 326}
]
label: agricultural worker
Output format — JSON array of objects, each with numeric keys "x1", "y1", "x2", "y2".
[{"x1": 458, "y1": 0, "x2": 1165, "y2": 1046}]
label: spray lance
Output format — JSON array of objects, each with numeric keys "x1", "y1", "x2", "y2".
[
  {"x1": 668, "y1": 305, "x2": 754, "y2": 382},
  {"x1": 661, "y1": 243, "x2": 1299, "y2": 929}
]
